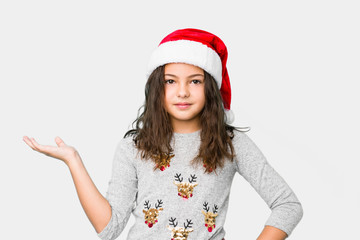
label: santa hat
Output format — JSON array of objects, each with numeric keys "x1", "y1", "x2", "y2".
[{"x1": 146, "y1": 28, "x2": 234, "y2": 124}]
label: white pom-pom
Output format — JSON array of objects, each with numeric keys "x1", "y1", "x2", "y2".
[{"x1": 225, "y1": 109, "x2": 234, "y2": 124}]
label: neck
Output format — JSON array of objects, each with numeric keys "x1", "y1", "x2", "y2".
[{"x1": 171, "y1": 119, "x2": 201, "y2": 134}]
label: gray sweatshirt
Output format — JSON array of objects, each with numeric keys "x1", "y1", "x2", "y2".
[{"x1": 97, "y1": 129, "x2": 303, "y2": 240}]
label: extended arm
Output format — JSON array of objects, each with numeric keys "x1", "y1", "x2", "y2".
[
  {"x1": 67, "y1": 155, "x2": 111, "y2": 233},
  {"x1": 23, "y1": 136, "x2": 111, "y2": 233}
]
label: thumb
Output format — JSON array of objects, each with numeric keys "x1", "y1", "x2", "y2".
[{"x1": 55, "y1": 136, "x2": 66, "y2": 147}]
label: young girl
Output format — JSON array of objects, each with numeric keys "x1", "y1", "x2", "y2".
[{"x1": 23, "y1": 28, "x2": 303, "y2": 240}]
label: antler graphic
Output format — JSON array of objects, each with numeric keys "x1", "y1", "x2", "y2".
[
  {"x1": 213, "y1": 204, "x2": 218, "y2": 214},
  {"x1": 174, "y1": 173, "x2": 183, "y2": 182},
  {"x1": 169, "y1": 217, "x2": 178, "y2": 227},
  {"x1": 203, "y1": 201, "x2": 209, "y2": 212},
  {"x1": 184, "y1": 219, "x2": 193, "y2": 229},
  {"x1": 144, "y1": 200, "x2": 151, "y2": 210},
  {"x1": 155, "y1": 199, "x2": 163, "y2": 209},
  {"x1": 188, "y1": 174, "x2": 197, "y2": 183}
]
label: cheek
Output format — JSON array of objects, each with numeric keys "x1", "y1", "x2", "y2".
[
  {"x1": 163, "y1": 88, "x2": 174, "y2": 109},
  {"x1": 194, "y1": 88, "x2": 206, "y2": 106},
  {"x1": 163, "y1": 91, "x2": 171, "y2": 106},
  {"x1": 164, "y1": 86, "x2": 179, "y2": 101},
  {"x1": 164, "y1": 86, "x2": 172, "y2": 99}
]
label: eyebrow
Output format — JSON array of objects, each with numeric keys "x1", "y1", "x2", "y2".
[{"x1": 164, "y1": 74, "x2": 204, "y2": 78}]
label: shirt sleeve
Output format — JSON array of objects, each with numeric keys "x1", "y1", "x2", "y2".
[
  {"x1": 233, "y1": 131, "x2": 303, "y2": 237},
  {"x1": 97, "y1": 137, "x2": 138, "y2": 240}
]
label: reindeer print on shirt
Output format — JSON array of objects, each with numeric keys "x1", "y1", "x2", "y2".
[
  {"x1": 153, "y1": 152, "x2": 175, "y2": 171},
  {"x1": 167, "y1": 217, "x2": 194, "y2": 240},
  {"x1": 143, "y1": 199, "x2": 163, "y2": 228},
  {"x1": 202, "y1": 201, "x2": 219, "y2": 232},
  {"x1": 173, "y1": 173, "x2": 198, "y2": 199}
]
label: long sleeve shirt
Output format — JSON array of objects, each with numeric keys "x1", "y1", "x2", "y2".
[{"x1": 97, "y1": 129, "x2": 303, "y2": 240}]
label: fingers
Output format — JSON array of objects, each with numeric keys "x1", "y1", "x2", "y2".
[
  {"x1": 28, "y1": 137, "x2": 43, "y2": 152},
  {"x1": 23, "y1": 136, "x2": 46, "y2": 153},
  {"x1": 55, "y1": 136, "x2": 66, "y2": 147},
  {"x1": 23, "y1": 136, "x2": 36, "y2": 150},
  {"x1": 23, "y1": 136, "x2": 69, "y2": 157}
]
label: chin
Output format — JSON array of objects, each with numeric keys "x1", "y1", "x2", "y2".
[{"x1": 172, "y1": 114, "x2": 200, "y2": 122}]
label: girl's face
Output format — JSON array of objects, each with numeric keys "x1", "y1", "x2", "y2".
[{"x1": 164, "y1": 63, "x2": 206, "y2": 133}]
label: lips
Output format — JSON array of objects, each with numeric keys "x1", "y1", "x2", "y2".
[
  {"x1": 176, "y1": 103, "x2": 190, "y2": 106},
  {"x1": 176, "y1": 102, "x2": 190, "y2": 105},
  {"x1": 175, "y1": 102, "x2": 191, "y2": 109}
]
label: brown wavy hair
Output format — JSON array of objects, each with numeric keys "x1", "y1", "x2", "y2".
[{"x1": 124, "y1": 65, "x2": 250, "y2": 174}]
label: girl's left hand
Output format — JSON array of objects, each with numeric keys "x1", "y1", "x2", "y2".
[{"x1": 23, "y1": 136, "x2": 79, "y2": 166}]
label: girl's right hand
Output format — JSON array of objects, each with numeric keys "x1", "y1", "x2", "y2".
[{"x1": 23, "y1": 136, "x2": 79, "y2": 166}]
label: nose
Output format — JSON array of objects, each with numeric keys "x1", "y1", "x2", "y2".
[{"x1": 177, "y1": 82, "x2": 190, "y2": 98}]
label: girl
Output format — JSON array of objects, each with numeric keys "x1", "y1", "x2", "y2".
[{"x1": 23, "y1": 28, "x2": 303, "y2": 240}]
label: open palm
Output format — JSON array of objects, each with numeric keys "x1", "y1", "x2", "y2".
[{"x1": 23, "y1": 136, "x2": 79, "y2": 165}]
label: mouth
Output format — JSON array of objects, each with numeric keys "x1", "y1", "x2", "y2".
[{"x1": 175, "y1": 103, "x2": 192, "y2": 109}]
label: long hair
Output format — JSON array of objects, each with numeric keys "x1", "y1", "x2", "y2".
[{"x1": 125, "y1": 65, "x2": 250, "y2": 174}]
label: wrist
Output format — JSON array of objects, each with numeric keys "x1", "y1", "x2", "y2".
[{"x1": 65, "y1": 152, "x2": 83, "y2": 169}]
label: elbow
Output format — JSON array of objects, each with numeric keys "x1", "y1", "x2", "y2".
[
  {"x1": 286, "y1": 201, "x2": 304, "y2": 235},
  {"x1": 97, "y1": 207, "x2": 124, "y2": 240},
  {"x1": 96, "y1": 211, "x2": 112, "y2": 234},
  {"x1": 265, "y1": 202, "x2": 304, "y2": 238},
  {"x1": 95, "y1": 203, "x2": 113, "y2": 234},
  {"x1": 271, "y1": 192, "x2": 304, "y2": 225},
  {"x1": 295, "y1": 202, "x2": 304, "y2": 223},
  {"x1": 280, "y1": 201, "x2": 304, "y2": 224},
  {"x1": 97, "y1": 199, "x2": 135, "y2": 240}
]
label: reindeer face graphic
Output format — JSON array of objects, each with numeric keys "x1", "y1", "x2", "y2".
[
  {"x1": 202, "y1": 202, "x2": 219, "y2": 232},
  {"x1": 143, "y1": 199, "x2": 163, "y2": 228},
  {"x1": 167, "y1": 217, "x2": 194, "y2": 240},
  {"x1": 174, "y1": 173, "x2": 198, "y2": 199},
  {"x1": 154, "y1": 152, "x2": 175, "y2": 171}
]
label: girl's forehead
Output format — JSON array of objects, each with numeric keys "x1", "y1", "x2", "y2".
[{"x1": 164, "y1": 63, "x2": 204, "y2": 75}]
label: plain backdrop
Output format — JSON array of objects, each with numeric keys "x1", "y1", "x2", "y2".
[{"x1": 1, "y1": 0, "x2": 359, "y2": 239}]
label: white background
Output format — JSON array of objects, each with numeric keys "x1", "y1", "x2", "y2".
[{"x1": 1, "y1": 0, "x2": 359, "y2": 239}]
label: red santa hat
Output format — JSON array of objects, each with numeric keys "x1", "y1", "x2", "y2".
[{"x1": 146, "y1": 28, "x2": 234, "y2": 124}]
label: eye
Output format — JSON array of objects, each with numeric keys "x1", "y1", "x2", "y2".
[
  {"x1": 191, "y1": 79, "x2": 202, "y2": 84},
  {"x1": 164, "y1": 79, "x2": 175, "y2": 84}
]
